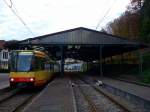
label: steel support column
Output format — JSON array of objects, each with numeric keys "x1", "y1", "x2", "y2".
[
  {"x1": 99, "y1": 45, "x2": 103, "y2": 77},
  {"x1": 60, "y1": 46, "x2": 64, "y2": 76}
]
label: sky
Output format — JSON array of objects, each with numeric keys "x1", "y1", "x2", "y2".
[{"x1": 0, "y1": 0, "x2": 130, "y2": 40}]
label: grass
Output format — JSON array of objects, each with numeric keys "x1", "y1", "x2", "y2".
[
  {"x1": 142, "y1": 67, "x2": 150, "y2": 84},
  {"x1": 125, "y1": 65, "x2": 150, "y2": 84},
  {"x1": 124, "y1": 51, "x2": 150, "y2": 84},
  {"x1": 139, "y1": 52, "x2": 150, "y2": 84}
]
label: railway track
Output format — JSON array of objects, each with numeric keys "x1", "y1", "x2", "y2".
[
  {"x1": 0, "y1": 87, "x2": 21, "y2": 104},
  {"x1": 0, "y1": 87, "x2": 40, "y2": 112},
  {"x1": 70, "y1": 76, "x2": 134, "y2": 112},
  {"x1": 81, "y1": 74, "x2": 149, "y2": 112}
]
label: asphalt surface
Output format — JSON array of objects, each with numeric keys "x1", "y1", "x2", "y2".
[
  {"x1": 0, "y1": 73, "x2": 9, "y2": 89},
  {"x1": 101, "y1": 77, "x2": 150, "y2": 101},
  {"x1": 23, "y1": 78, "x2": 76, "y2": 112}
]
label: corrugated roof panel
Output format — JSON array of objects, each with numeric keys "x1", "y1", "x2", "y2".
[{"x1": 19, "y1": 27, "x2": 139, "y2": 45}]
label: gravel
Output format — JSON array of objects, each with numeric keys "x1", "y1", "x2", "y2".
[
  {"x1": 0, "y1": 90, "x2": 38, "y2": 112},
  {"x1": 72, "y1": 79, "x2": 126, "y2": 112}
]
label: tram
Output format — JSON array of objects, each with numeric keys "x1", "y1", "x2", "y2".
[{"x1": 9, "y1": 50, "x2": 59, "y2": 87}]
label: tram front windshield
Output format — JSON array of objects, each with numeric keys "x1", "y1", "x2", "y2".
[{"x1": 11, "y1": 53, "x2": 33, "y2": 72}]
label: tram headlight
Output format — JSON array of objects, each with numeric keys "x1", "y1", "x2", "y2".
[
  {"x1": 30, "y1": 78, "x2": 34, "y2": 82},
  {"x1": 10, "y1": 78, "x2": 14, "y2": 82}
]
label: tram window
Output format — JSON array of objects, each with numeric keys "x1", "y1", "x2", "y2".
[
  {"x1": 34, "y1": 57, "x2": 45, "y2": 70},
  {"x1": 17, "y1": 54, "x2": 32, "y2": 72},
  {"x1": 10, "y1": 52, "x2": 17, "y2": 71}
]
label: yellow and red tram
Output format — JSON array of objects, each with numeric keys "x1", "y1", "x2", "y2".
[{"x1": 9, "y1": 50, "x2": 59, "y2": 87}]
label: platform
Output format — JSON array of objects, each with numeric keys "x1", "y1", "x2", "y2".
[
  {"x1": 23, "y1": 78, "x2": 76, "y2": 112},
  {"x1": 0, "y1": 81, "x2": 9, "y2": 90},
  {"x1": 0, "y1": 73, "x2": 9, "y2": 89},
  {"x1": 101, "y1": 77, "x2": 150, "y2": 101}
]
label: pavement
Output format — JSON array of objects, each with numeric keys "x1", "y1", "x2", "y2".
[
  {"x1": 0, "y1": 73, "x2": 9, "y2": 89},
  {"x1": 100, "y1": 77, "x2": 150, "y2": 101},
  {"x1": 23, "y1": 77, "x2": 76, "y2": 112}
]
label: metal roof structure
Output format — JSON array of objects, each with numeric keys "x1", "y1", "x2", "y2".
[
  {"x1": 7, "y1": 27, "x2": 146, "y2": 61},
  {"x1": 19, "y1": 27, "x2": 140, "y2": 45}
]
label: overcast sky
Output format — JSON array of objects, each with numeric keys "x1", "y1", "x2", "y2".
[{"x1": 0, "y1": 0, "x2": 130, "y2": 40}]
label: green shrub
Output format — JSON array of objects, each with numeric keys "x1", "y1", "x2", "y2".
[{"x1": 142, "y1": 68, "x2": 150, "y2": 84}]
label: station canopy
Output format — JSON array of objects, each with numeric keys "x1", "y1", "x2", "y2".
[{"x1": 7, "y1": 27, "x2": 146, "y2": 61}]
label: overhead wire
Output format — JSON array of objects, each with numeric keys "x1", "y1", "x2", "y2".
[
  {"x1": 95, "y1": 0, "x2": 116, "y2": 30},
  {"x1": 3, "y1": 0, "x2": 34, "y2": 36},
  {"x1": 2, "y1": 0, "x2": 13, "y2": 8}
]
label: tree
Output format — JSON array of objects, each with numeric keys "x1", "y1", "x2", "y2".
[
  {"x1": 128, "y1": 0, "x2": 142, "y2": 12},
  {"x1": 140, "y1": 0, "x2": 150, "y2": 44},
  {"x1": 105, "y1": 0, "x2": 142, "y2": 41},
  {"x1": 100, "y1": 28, "x2": 108, "y2": 33}
]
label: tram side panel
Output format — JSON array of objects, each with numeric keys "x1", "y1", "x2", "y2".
[{"x1": 33, "y1": 56, "x2": 48, "y2": 86}]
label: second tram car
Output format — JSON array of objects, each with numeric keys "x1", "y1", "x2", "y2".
[{"x1": 9, "y1": 50, "x2": 59, "y2": 87}]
